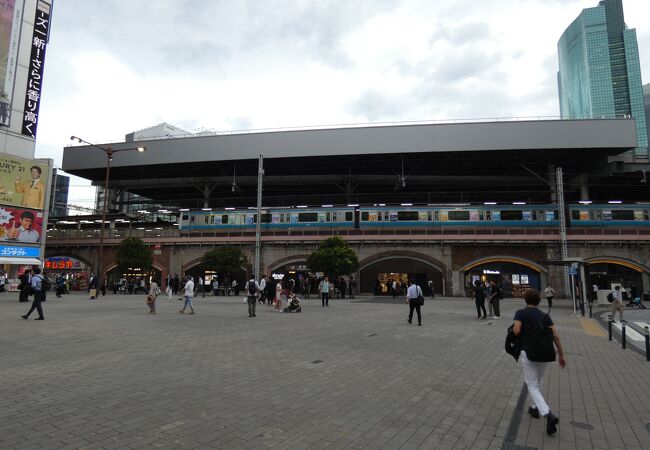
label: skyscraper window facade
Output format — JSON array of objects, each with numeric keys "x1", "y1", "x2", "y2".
[{"x1": 557, "y1": 0, "x2": 647, "y2": 158}]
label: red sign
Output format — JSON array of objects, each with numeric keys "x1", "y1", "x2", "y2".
[{"x1": 45, "y1": 260, "x2": 73, "y2": 269}]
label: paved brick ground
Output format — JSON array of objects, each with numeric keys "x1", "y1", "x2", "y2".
[{"x1": 1, "y1": 292, "x2": 649, "y2": 449}]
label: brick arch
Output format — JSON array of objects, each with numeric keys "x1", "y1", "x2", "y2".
[
  {"x1": 459, "y1": 255, "x2": 547, "y2": 274},
  {"x1": 584, "y1": 256, "x2": 650, "y2": 273},
  {"x1": 267, "y1": 254, "x2": 311, "y2": 273},
  {"x1": 182, "y1": 256, "x2": 249, "y2": 276},
  {"x1": 358, "y1": 250, "x2": 447, "y2": 273}
]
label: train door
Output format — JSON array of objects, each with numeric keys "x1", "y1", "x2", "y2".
[{"x1": 354, "y1": 207, "x2": 360, "y2": 229}]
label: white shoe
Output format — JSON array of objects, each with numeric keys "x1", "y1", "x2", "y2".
[{"x1": 492, "y1": 316, "x2": 498, "y2": 319}]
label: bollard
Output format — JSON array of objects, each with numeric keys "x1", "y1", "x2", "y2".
[
  {"x1": 622, "y1": 321, "x2": 626, "y2": 350},
  {"x1": 589, "y1": 302, "x2": 593, "y2": 318},
  {"x1": 645, "y1": 327, "x2": 650, "y2": 362},
  {"x1": 580, "y1": 301, "x2": 585, "y2": 317},
  {"x1": 609, "y1": 320, "x2": 613, "y2": 341}
]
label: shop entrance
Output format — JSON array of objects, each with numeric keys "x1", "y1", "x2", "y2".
[
  {"x1": 463, "y1": 261, "x2": 541, "y2": 298},
  {"x1": 360, "y1": 258, "x2": 442, "y2": 296},
  {"x1": 587, "y1": 262, "x2": 643, "y2": 300},
  {"x1": 106, "y1": 267, "x2": 162, "y2": 294}
]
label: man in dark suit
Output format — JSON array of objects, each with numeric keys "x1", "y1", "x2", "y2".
[
  {"x1": 18, "y1": 269, "x2": 32, "y2": 302},
  {"x1": 88, "y1": 273, "x2": 98, "y2": 299}
]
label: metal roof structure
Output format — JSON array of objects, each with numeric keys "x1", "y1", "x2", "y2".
[{"x1": 61, "y1": 118, "x2": 643, "y2": 208}]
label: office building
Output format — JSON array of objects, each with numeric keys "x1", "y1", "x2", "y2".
[{"x1": 557, "y1": 0, "x2": 647, "y2": 158}]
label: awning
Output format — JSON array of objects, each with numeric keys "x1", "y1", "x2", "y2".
[{"x1": 0, "y1": 257, "x2": 42, "y2": 265}]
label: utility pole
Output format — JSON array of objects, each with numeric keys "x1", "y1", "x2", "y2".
[
  {"x1": 254, "y1": 155, "x2": 264, "y2": 281},
  {"x1": 556, "y1": 167, "x2": 571, "y2": 303}
]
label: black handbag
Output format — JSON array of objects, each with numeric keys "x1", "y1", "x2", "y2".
[
  {"x1": 505, "y1": 324, "x2": 521, "y2": 361},
  {"x1": 417, "y1": 295, "x2": 424, "y2": 306}
]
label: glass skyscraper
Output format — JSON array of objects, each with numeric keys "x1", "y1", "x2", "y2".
[{"x1": 557, "y1": 0, "x2": 647, "y2": 158}]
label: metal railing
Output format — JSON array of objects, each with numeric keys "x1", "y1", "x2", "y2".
[{"x1": 45, "y1": 226, "x2": 650, "y2": 242}]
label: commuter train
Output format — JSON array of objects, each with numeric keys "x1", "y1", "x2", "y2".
[{"x1": 178, "y1": 203, "x2": 650, "y2": 232}]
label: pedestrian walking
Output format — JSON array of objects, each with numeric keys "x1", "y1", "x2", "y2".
[
  {"x1": 512, "y1": 289, "x2": 566, "y2": 436},
  {"x1": 543, "y1": 284, "x2": 555, "y2": 310},
  {"x1": 428, "y1": 279, "x2": 435, "y2": 299},
  {"x1": 245, "y1": 277, "x2": 259, "y2": 317},
  {"x1": 147, "y1": 279, "x2": 161, "y2": 314},
  {"x1": 405, "y1": 280, "x2": 423, "y2": 326},
  {"x1": 273, "y1": 280, "x2": 283, "y2": 312},
  {"x1": 88, "y1": 273, "x2": 98, "y2": 299},
  {"x1": 21, "y1": 267, "x2": 45, "y2": 320},
  {"x1": 179, "y1": 276, "x2": 195, "y2": 314},
  {"x1": 319, "y1": 276, "x2": 330, "y2": 307},
  {"x1": 198, "y1": 276, "x2": 205, "y2": 297},
  {"x1": 348, "y1": 276, "x2": 356, "y2": 298},
  {"x1": 473, "y1": 280, "x2": 487, "y2": 319},
  {"x1": 485, "y1": 281, "x2": 493, "y2": 317},
  {"x1": 172, "y1": 274, "x2": 180, "y2": 295},
  {"x1": 258, "y1": 275, "x2": 267, "y2": 304},
  {"x1": 610, "y1": 285, "x2": 624, "y2": 322}
]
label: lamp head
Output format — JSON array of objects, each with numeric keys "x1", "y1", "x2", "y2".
[{"x1": 70, "y1": 135, "x2": 82, "y2": 143}]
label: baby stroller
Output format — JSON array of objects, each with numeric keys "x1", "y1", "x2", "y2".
[
  {"x1": 627, "y1": 296, "x2": 647, "y2": 309},
  {"x1": 284, "y1": 295, "x2": 302, "y2": 313}
]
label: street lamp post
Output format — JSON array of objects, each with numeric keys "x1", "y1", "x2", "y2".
[{"x1": 70, "y1": 136, "x2": 146, "y2": 291}]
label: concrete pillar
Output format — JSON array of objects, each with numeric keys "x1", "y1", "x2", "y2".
[
  {"x1": 452, "y1": 271, "x2": 462, "y2": 296},
  {"x1": 203, "y1": 185, "x2": 210, "y2": 208},
  {"x1": 547, "y1": 165, "x2": 557, "y2": 203},
  {"x1": 579, "y1": 174, "x2": 589, "y2": 201}
]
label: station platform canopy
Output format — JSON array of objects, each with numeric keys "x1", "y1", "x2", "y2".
[{"x1": 62, "y1": 119, "x2": 640, "y2": 208}]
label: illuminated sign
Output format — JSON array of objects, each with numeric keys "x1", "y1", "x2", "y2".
[
  {"x1": 0, "y1": 244, "x2": 40, "y2": 257},
  {"x1": 44, "y1": 256, "x2": 85, "y2": 270},
  {"x1": 483, "y1": 269, "x2": 500, "y2": 275}
]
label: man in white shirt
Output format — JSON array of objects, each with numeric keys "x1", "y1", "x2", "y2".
[
  {"x1": 610, "y1": 286, "x2": 624, "y2": 323},
  {"x1": 245, "y1": 277, "x2": 260, "y2": 317},
  {"x1": 180, "y1": 276, "x2": 195, "y2": 314},
  {"x1": 258, "y1": 275, "x2": 267, "y2": 304},
  {"x1": 406, "y1": 280, "x2": 423, "y2": 326}
]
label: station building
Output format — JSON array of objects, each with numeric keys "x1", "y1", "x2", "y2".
[{"x1": 53, "y1": 118, "x2": 650, "y2": 298}]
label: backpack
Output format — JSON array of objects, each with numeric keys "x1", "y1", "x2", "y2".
[
  {"x1": 607, "y1": 292, "x2": 614, "y2": 303},
  {"x1": 247, "y1": 281, "x2": 257, "y2": 296},
  {"x1": 523, "y1": 319, "x2": 556, "y2": 362}
]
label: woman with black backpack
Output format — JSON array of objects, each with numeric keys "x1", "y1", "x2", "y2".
[{"x1": 512, "y1": 289, "x2": 566, "y2": 436}]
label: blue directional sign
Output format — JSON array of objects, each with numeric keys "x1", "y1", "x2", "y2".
[
  {"x1": 0, "y1": 245, "x2": 40, "y2": 258},
  {"x1": 568, "y1": 266, "x2": 578, "y2": 276}
]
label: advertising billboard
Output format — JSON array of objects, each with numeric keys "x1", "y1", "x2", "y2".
[
  {"x1": 0, "y1": 0, "x2": 24, "y2": 126},
  {"x1": 0, "y1": 205, "x2": 44, "y2": 243},
  {"x1": 0, "y1": 154, "x2": 49, "y2": 209}
]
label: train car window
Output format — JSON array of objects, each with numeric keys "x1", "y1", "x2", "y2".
[
  {"x1": 427, "y1": 211, "x2": 432, "y2": 221},
  {"x1": 448, "y1": 211, "x2": 470, "y2": 221},
  {"x1": 434, "y1": 210, "x2": 440, "y2": 221},
  {"x1": 479, "y1": 211, "x2": 484, "y2": 221},
  {"x1": 645, "y1": 211, "x2": 649, "y2": 221},
  {"x1": 500, "y1": 210, "x2": 523, "y2": 221},
  {"x1": 221, "y1": 215, "x2": 229, "y2": 224},
  {"x1": 361, "y1": 212, "x2": 369, "y2": 221},
  {"x1": 298, "y1": 213, "x2": 318, "y2": 222},
  {"x1": 253, "y1": 213, "x2": 272, "y2": 223},
  {"x1": 345, "y1": 212, "x2": 353, "y2": 221},
  {"x1": 532, "y1": 211, "x2": 537, "y2": 221},
  {"x1": 397, "y1": 211, "x2": 419, "y2": 221},
  {"x1": 182, "y1": 215, "x2": 189, "y2": 221},
  {"x1": 611, "y1": 210, "x2": 635, "y2": 220},
  {"x1": 190, "y1": 215, "x2": 195, "y2": 223},
  {"x1": 486, "y1": 211, "x2": 491, "y2": 221},
  {"x1": 210, "y1": 215, "x2": 215, "y2": 224},
  {"x1": 571, "y1": 210, "x2": 580, "y2": 221},
  {"x1": 326, "y1": 212, "x2": 331, "y2": 222},
  {"x1": 280, "y1": 213, "x2": 285, "y2": 223}
]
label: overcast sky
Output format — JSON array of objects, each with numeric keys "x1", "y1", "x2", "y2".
[{"x1": 34, "y1": 0, "x2": 650, "y2": 211}]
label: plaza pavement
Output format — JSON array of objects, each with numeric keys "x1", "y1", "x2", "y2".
[{"x1": 1, "y1": 291, "x2": 649, "y2": 450}]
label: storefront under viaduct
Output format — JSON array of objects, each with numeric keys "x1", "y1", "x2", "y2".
[{"x1": 45, "y1": 236, "x2": 650, "y2": 298}]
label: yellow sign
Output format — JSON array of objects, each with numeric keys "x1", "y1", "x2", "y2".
[{"x1": 0, "y1": 155, "x2": 49, "y2": 210}]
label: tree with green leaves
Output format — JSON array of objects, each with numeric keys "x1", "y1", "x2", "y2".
[
  {"x1": 115, "y1": 237, "x2": 153, "y2": 274},
  {"x1": 306, "y1": 236, "x2": 359, "y2": 278},
  {"x1": 201, "y1": 246, "x2": 248, "y2": 273}
]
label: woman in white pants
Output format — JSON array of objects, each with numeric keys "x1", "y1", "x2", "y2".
[{"x1": 513, "y1": 289, "x2": 566, "y2": 436}]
